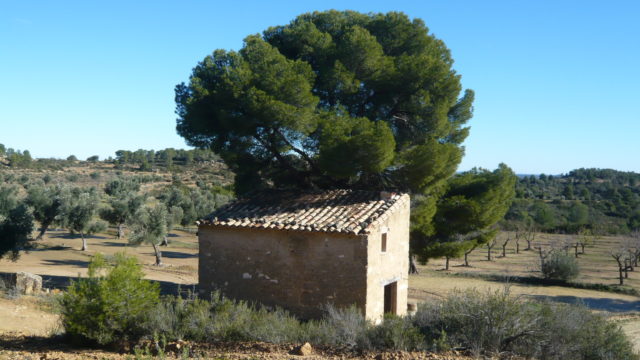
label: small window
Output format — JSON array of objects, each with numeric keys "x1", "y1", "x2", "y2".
[{"x1": 381, "y1": 233, "x2": 388, "y2": 252}]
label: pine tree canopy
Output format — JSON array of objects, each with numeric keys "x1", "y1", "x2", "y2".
[{"x1": 176, "y1": 10, "x2": 473, "y2": 195}]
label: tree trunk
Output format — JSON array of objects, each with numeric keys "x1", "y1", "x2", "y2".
[
  {"x1": 502, "y1": 244, "x2": 507, "y2": 257},
  {"x1": 409, "y1": 255, "x2": 419, "y2": 274},
  {"x1": 81, "y1": 232, "x2": 87, "y2": 251},
  {"x1": 160, "y1": 234, "x2": 169, "y2": 247},
  {"x1": 525, "y1": 240, "x2": 532, "y2": 251},
  {"x1": 464, "y1": 252, "x2": 469, "y2": 266},
  {"x1": 515, "y1": 241, "x2": 520, "y2": 254},
  {"x1": 487, "y1": 245, "x2": 492, "y2": 261},
  {"x1": 624, "y1": 260, "x2": 629, "y2": 278},
  {"x1": 152, "y1": 242, "x2": 163, "y2": 266},
  {"x1": 36, "y1": 220, "x2": 52, "y2": 240},
  {"x1": 574, "y1": 244, "x2": 579, "y2": 258},
  {"x1": 580, "y1": 243, "x2": 585, "y2": 254},
  {"x1": 117, "y1": 223, "x2": 125, "y2": 239},
  {"x1": 445, "y1": 256, "x2": 450, "y2": 271},
  {"x1": 619, "y1": 267, "x2": 624, "y2": 285},
  {"x1": 538, "y1": 248, "x2": 545, "y2": 271}
]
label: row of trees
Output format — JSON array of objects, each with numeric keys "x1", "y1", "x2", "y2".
[
  {"x1": 113, "y1": 148, "x2": 220, "y2": 168},
  {"x1": 0, "y1": 144, "x2": 33, "y2": 168},
  {"x1": 0, "y1": 174, "x2": 232, "y2": 264},
  {"x1": 1, "y1": 142, "x2": 223, "y2": 172}
]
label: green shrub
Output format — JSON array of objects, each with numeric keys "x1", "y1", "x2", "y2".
[
  {"x1": 60, "y1": 253, "x2": 160, "y2": 345},
  {"x1": 541, "y1": 250, "x2": 580, "y2": 281}
]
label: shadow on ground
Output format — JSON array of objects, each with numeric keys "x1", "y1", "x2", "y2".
[
  {"x1": 49, "y1": 233, "x2": 108, "y2": 240},
  {"x1": 528, "y1": 294, "x2": 640, "y2": 312},
  {"x1": 161, "y1": 251, "x2": 197, "y2": 259},
  {"x1": 0, "y1": 272, "x2": 197, "y2": 296},
  {"x1": 41, "y1": 259, "x2": 88, "y2": 268},
  {"x1": 100, "y1": 241, "x2": 128, "y2": 247}
]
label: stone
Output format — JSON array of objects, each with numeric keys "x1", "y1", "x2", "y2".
[
  {"x1": 7, "y1": 272, "x2": 42, "y2": 295},
  {"x1": 293, "y1": 342, "x2": 313, "y2": 356}
]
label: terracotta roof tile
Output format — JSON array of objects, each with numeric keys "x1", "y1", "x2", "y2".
[{"x1": 198, "y1": 189, "x2": 408, "y2": 235}]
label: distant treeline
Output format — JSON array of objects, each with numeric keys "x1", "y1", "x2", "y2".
[
  {"x1": 0, "y1": 144, "x2": 33, "y2": 168},
  {"x1": 113, "y1": 148, "x2": 220, "y2": 168},
  {"x1": 0, "y1": 143, "x2": 220, "y2": 170},
  {"x1": 503, "y1": 168, "x2": 640, "y2": 234}
]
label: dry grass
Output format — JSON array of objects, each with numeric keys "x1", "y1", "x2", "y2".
[
  {"x1": 0, "y1": 228, "x2": 199, "y2": 286},
  {"x1": 423, "y1": 231, "x2": 640, "y2": 290}
]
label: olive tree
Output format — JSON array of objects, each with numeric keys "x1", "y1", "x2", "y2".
[
  {"x1": 62, "y1": 189, "x2": 106, "y2": 251},
  {"x1": 128, "y1": 204, "x2": 168, "y2": 266}
]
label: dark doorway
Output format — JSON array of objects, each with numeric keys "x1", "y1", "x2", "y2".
[{"x1": 384, "y1": 282, "x2": 397, "y2": 314}]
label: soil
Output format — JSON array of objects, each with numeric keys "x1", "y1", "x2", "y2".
[{"x1": 0, "y1": 334, "x2": 475, "y2": 359}]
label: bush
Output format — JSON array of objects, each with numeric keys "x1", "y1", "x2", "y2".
[
  {"x1": 366, "y1": 314, "x2": 423, "y2": 351},
  {"x1": 412, "y1": 288, "x2": 638, "y2": 359},
  {"x1": 303, "y1": 304, "x2": 369, "y2": 348},
  {"x1": 144, "y1": 291, "x2": 304, "y2": 344},
  {"x1": 60, "y1": 253, "x2": 160, "y2": 345},
  {"x1": 144, "y1": 292, "x2": 211, "y2": 341},
  {"x1": 413, "y1": 288, "x2": 537, "y2": 355},
  {"x1": 541, "y1": 251, "x2": 580, "y2": 281}
]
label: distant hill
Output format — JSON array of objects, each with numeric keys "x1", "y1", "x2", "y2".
[{"x1": 503, "y1": 168, "x2": 640, "y2": 234}]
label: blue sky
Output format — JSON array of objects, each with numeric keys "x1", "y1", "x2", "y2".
[{"x1": 1, "y1": 1, "x2": 638, "y2": 174}]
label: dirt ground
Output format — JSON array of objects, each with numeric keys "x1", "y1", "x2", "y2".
[
  {"x1": 0, "y1": 228, "x2": 199, "y2": 338},
  {"x1": 0, "y1": 335, "x2": 476, "y2": 360},
  {"x1": 423, "y1": 231, "x2": 640, "y2": 289},
  {"x1": 0, "y1": 228, "x2": 199, "y2": 287}
]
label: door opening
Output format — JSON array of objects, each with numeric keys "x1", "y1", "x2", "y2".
[{"x1": 383, "y1": 282, "x2": 397, "y2": 315}]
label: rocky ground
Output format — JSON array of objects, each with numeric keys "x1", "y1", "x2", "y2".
[{"x1": 0, "y1": 334, "x2": 476, "y2": 360}]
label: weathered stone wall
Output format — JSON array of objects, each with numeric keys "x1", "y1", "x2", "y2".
[
  {"x1": 199, "y1": 226, "x2": 369, "y2": 319},
  {"x1": 364, "y1": 195, "x2": 410, "y2": 322}
]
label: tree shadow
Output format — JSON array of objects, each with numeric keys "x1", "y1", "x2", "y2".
[
  {"x1": 30, "y1": 245, "x2": 72, "y2": 252},
  {"x1": 528, "y1": 294, "x2": 640, "y2": 312},
  {"x1": 49, "y1": 233, "x2": 108, "y2": 240},
  {"x1": 100, "y1": 241, "x2": 127, "y2": 247},
  {"x1": 41, "y1": 259, "x2": 89, "y2": 268},
  {"x1": 0, "y1": 271, "x2": 197, "y2": 296},
  {"x1": 160, "y1": 251, "x2": 197, "y2": 259}
]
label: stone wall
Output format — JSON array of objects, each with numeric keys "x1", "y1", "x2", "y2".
[
  {"x1": 364, "y1": 195, "x2": 410, "y2": 322},
  {"x1": 199, "y1": 226, "x2": 369, "y2": 319}
]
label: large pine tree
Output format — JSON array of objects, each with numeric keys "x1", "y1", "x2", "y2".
[{"x1": 175, "y1": 10, "x2": 515, "y2": 263}]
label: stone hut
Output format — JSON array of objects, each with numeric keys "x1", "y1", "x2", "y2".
[{"x1": 197, "y1": 189, "x2": 410, "y2": 322}]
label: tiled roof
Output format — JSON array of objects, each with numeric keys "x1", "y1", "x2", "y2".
[{"x1": 197, "y1": 189, "x2": 408, "y2": 235}]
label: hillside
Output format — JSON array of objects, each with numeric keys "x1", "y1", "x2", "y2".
[{"x1": 504, "y1": 168, "x2": 640, "y2": 234}]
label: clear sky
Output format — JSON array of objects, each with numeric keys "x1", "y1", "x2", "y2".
[{"x1": 1, "y1": 1, "x2": 638, "y2": 174}]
